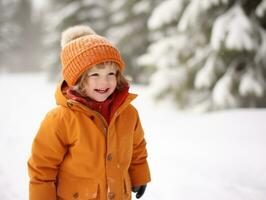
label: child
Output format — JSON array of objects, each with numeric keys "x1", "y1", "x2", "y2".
[{"x1": 28, "y1": 25, "x2": 151, "y2": 200}]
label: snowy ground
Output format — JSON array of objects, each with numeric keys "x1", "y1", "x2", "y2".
[{"x1": 0, "y1": 73, "x2": 266, "y2": 200}]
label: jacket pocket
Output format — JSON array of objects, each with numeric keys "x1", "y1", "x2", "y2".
[{"x1": 57, "y1": 175, "x2": 99, "y2": 200}]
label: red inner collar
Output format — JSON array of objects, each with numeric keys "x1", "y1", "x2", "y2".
[{"x1": 66, "y1": 86, "x2": 129, "y2": 123}]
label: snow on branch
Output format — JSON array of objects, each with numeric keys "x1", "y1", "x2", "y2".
[
  {"x1": 149, "y1": 67, "x2": 188, "y2": 99},
  {"x1": 212, "y1": 69, "x2": 239, "y2": 108},
  {"x1": 137, "y1": 35, "x2": 187, "y2": 68},
  {"x1": 194, "y1": 55, "x2": 223, "y2": 89},
  {"x1": 239, "y1": 67, "x2": 265, "y2": 97},
  {"x1": 201, "y1": 0, "x2": 229, "y2": 10},
  {"x1": 256, "y1": 0, "x2": 266, "y2": 17},
  {"x1": 148, "y1": 0, "x2": 185, "y2": 30},
  {"x1": 46, "y1": 2, "x2": 80, "y2": 29},
  {"x1": 256, "y1": 29, "x2": 266, "y2": 65},
  {"x1": 211, "y1": 4, "x2": 258, "y2": 51},
  {"x1": 178, "y1": 0, "x2": 229, "y2": 32}
]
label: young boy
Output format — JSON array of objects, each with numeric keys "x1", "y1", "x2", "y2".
[{"x1": 28, "y1": 25, "x2": 151, "y2": 200}]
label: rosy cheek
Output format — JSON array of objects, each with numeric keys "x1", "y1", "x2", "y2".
[{"x1": 112, "y1": 81, "x2": 117, "y2": 88}]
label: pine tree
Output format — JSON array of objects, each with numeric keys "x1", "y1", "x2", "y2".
[
  {"x1": 0, "y1": 0, "x2": 19, "y2": 69},
  {"x1": 139, "y1": 0, "x2": 266, "y2": 111},
  {"x1": 9, "y1": 0, "x2": 44, "y2": 72},
  {"x1": 106, "y1": 0, "x2": 160, "y2": 82},
  {"x1": 0, "y1": 0, "x2": 44, "y2": 72}
]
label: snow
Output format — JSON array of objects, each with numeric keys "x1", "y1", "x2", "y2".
[
  {"x1": 32, "y1": 0, "x2": 48, "y2": 11},
  {"x1": 148, "y1": 0, "x2": 184, "y2": 30},
  {"x1": 109, "y1": 11, "x2": 128, "y2": 24},
  {"x1": 211, "y1": 5, "x2": 257, "y2": 51},
  {"x1": 256, "y1": 0, "x2": 266, "y2": 17},
  {"x1": 138, "y1": 35, "x2": 187, "y2": 68},
  {"x1": 149, "y1": 67, "x2": 188, "y2": 99},
  {"x1": 1, "y1": 73, "x2": 266, "y2": 199},
  {"x1": 142, "y1": 0, "x2": 266, "y2": 110},
  {"x1": 110, "y1": 0, "x2": 126, "y2": 11},
  {"x1": 177, "y1": 0, "x2": 201, "y2": 32},
  {"x1": 46, "y1": 2, "x2": 80, "y2": 29},
  {"x1": 177, "y1": 0, "x2": 228, "y2": 32},
  {"x1": 132, "y1": 1, "x2": 151, "y2": 15},
  {"x1": 212, "y1": 71, "x2": 239, "y2": 108},
  {"x1": 239, "y1": 68, "x2": 265, "y2": 98},
  {"x1": 201, "y1": 0, "x2": 229, "y2": 10},
  {"x1": 107, "y1": 23, "x2": 137, "y2": 44},
  {"x1": 194, "y1": 55, "x2": 218, "y2": 89},
  {"x1": 257, "y1": 30, "x2": 266, "y2": 65}
]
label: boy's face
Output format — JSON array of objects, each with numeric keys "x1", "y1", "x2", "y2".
[{"x1": 84, "y1": 64, "x2": 117, "y2": 102}]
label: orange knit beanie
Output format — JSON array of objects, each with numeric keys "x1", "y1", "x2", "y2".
[{"x1": 60, "y1": 25, "x2": 125, "y2": 86}]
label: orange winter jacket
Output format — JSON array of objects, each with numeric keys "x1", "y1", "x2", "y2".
[{"x1": 28, "y1": 81, "x2": 151, "y2": 200}]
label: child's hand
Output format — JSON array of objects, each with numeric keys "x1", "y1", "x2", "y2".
[{"x1": 132, "y1": 184, "x2": 147, "y2": 199}]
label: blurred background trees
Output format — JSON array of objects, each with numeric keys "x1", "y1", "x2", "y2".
[
  {"x1": 0, "y1": 0, "x2": 266, "y2": 111},
  {"x1": 0, "y1": 0, "x2": 43, "y2": 73},
  {"x1": 0, "y1": 0, "x2": 19, "y2": 68},
  {"x1": 106, "y1": 0, "x2": 160, "y2": 82},
  {"x1": 139, "y1": 0, "x2": 266, "y2": 111}
]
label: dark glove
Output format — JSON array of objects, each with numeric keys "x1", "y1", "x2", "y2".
[{"x1": 132, "y1": 184, "x2": 147, "y2": 199}]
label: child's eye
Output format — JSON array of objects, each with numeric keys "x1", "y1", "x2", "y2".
[
  {"x1": 89, "y1": 73, "x2": 99, "y2": 77},
  {"x1": 108, "y1": 72, "x2": 116, "y2": 76}
]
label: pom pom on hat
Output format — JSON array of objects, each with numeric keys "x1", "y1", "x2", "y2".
[
  {"x1": 61, "y1": 25, "x2": 96, "y2": 48},
  {"x1": 60, "y1": 25, "x2": 125, "y2": 86}
]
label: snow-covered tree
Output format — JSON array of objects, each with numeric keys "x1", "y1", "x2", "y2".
[
  {"x1": 44, "y1": 0, "x2": 112, "y2": 81},
  {"x1": 139, "y1": 0, "x2": 266, "y2": 111},
  {"x1": 0, "y1": 0, "x2": 44, "y2": 72},
  {"x1": 106, "y1": 0, "x2": 160, "y2": 82},
  {"x1": 0, "y1": 0, "x2": 19, "y2": 68},
  {"x1": 10, "y1": 0, "x2": 44, "y2": 72}
]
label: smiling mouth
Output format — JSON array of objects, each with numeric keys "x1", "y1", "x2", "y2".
[{"x1": 95, "y1": 88, "x2": 109, "y2": 94}]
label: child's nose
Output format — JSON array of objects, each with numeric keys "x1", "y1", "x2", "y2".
[{"x1": 98, "y1": 76, "x2": 109, "y2": 84}]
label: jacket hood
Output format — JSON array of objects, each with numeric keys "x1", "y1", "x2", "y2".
[{"x1": 55, "y1": 80, "x2": 70, "y2": 108}]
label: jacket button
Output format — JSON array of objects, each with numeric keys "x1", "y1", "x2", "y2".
[
  {"x1": 107, "y1": 153, "x2": 112, "y2": 161},
  {"x1": 108, "y1": 192, "x2": 115, "y2": 199},
  {"x1": 73, "y1": 192, "x2": 79, "y2": 198}
]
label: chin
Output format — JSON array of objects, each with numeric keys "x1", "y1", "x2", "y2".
[
  {"x1": 95, "y1": 97, "x2": 108, "y2": 102},
  {"x1": 96, "y1": 99, "x2": 105, "y2": 102}
]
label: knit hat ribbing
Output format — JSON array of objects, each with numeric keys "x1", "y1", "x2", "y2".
[{"x1": 60, "y1": 25, "x2": 125, "y2": 86}]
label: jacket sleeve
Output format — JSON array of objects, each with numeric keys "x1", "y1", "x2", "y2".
[
  {"x1": 129, "y1": 110, "x2": 151, "y2": 186},
  {"x1": 28, "y1": 109, "x2": 68, "y2": 200}
]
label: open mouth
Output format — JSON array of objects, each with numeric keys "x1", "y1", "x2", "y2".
[{"x1": 94, "y1": 88, "x2": 109, "y2": 94}]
